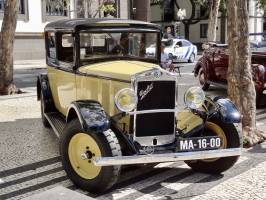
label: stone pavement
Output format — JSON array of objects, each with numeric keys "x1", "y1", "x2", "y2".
[
  {"x1": 0, "y1": 59, "x2": 265, "y2": 199},
  {"x1": 22, "y1": 186, "x2": 95, "y2": 200},
  {"x1": 0, "y1": 85, "x2": 266, "y2": 200}
]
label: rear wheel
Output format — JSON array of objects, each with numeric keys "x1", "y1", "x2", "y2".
[
  {"x1": 256, "y1": 92, "x2": 265, "y2": 108},
  {"x1": 198, "y1": 67, "x2": 210, "y2": 91},
  {"x1": 188, "y1": 53, "x2": 195, "y2": 63},
  {"x1": 40, "y1": 92, "x2": 51, "y2": 128},
  {"x1": 60, "y1": 119, "x2": 121, "y2": 193},
  {"x1": 185, "y1": 117, "x2": 240, "y2": 174}
]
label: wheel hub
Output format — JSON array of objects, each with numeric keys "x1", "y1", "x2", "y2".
[{"x1": 68, "y1": 133, "x2": 102, "y2": 179}]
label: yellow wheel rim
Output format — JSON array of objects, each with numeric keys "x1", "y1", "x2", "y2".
[
  {"x1": 203, "y1": 121, "x2": 227, "y2": 162},
  {"x1": 68, "y1": 133, "x2": 102, "y2": 179}
]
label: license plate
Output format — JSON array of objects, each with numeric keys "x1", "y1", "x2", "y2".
[{"x1": 177, "y1": 136, "x2": 222, "y2": 151}]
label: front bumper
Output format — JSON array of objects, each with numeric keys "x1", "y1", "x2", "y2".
[{"x1": 93, "y1": 148, "x2": 241, "y2": 166}]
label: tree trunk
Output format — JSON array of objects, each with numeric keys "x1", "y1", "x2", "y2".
[
  {"x1": 227, "y1": 0, "x2": 266, "y2": 147},
  {"x1": 184, "y1": 23, "x2": 190, "y2": 40},
  {"x1": 0, "y1": 0, "x2": 18, "y2": 95},
  {"x1": 134, "y1": 0, "x2": 151, "y2": 22},
  {"x1": 76, "y1": 0, "x2": 85, "y2": 18},
  {"x1": 207, "y1": 0, "x2": 220, "y2": 42}
]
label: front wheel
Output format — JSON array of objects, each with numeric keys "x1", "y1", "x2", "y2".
[
  {"x1": 198, "y1": 67, "x2": 210, "y2": 91},
  {"x1": 60, "y1": 119, "x2": 121, "y2": 193},
  {"x1": 185, "y1": 117, "x2": 240, "y2": 174},
  {"x1": 188, "y1": 53, "x2": 195, "y2": 63}
]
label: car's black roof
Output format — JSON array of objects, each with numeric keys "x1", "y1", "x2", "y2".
[{"x1": 45, "y1": 18, "x2": 161, "y2": 31}]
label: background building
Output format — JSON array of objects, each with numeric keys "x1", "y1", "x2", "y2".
[
  {"x1": 0, "y1": 0, "x2": 130, "y2": 60},
  {"x1": 149, "y1": 0, "x2": 266, "y2": 48}
]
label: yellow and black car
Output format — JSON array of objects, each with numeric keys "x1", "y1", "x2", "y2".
[{"x1": 37, "y1": 18, "x2": 242, "y2": 193}]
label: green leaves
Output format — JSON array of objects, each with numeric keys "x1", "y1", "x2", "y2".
[{"x1": 256, "y1": 0, "x2": 266, "y2": 10}]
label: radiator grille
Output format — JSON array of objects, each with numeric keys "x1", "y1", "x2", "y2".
[{"x1": 135, "y1": 81, "x2": 176, "y2": 137}]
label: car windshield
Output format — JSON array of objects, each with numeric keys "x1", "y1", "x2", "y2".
[{"x1": 79, "y1": 31, "x2": 158, "y2": 64}]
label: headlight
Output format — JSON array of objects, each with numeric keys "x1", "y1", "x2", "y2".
[
  {"x1": 184, "y1": 86, "x2": 205, "y2": 109},
  {"x1": 115, "y1": 88, "x2": 138, "y2": 112}
]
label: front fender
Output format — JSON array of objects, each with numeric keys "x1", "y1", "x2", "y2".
[
  {"x1": 67, "y1": 100, "x2": 110, "y2": 134},
  {"x1": 214, "y1": 98, "x2": 241, "y2": 123}
]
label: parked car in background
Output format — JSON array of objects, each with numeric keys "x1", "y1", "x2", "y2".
[
  {"x1": 146, "y1": 37, "x2": 197, "y2": 63},
  {"x1": 194, "y1": 42, "x2": 266, "y2": 106}
]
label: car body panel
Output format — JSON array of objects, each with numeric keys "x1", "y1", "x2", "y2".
[
  {"x1": 47, "y1": 66, "x2": 76, "y2": 115},
  {"x1": 78, "y1": 60, "x2": 158, "y2": 82},
  {"x1": 76, "y1": 74, "x2": 130, "y2": 117}
]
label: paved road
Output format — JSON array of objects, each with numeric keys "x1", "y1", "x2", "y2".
[{"x1": 0, "y1": 61, "x2": 266, "y2": 199}]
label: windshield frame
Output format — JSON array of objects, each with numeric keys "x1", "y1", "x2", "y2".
[{"x1": 76, "y1": 28, "x2": 161, "y2": 68}]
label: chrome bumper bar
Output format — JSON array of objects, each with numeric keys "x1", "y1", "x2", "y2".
[{"x1": 93, "y1": 148, "x2": 241, "y2": 166}]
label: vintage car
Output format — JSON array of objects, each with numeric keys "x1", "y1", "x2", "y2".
[
  {"x1": 37, "y1": 19, "x2": 241, "y2": 193},
  {"x1": 146, "y1": 37, "x2": 198, "y2": 63},
  {"x1": 194, "y1": 42, "x2": 266, "y2": 106}
]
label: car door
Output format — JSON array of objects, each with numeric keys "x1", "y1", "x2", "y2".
[
  {"x1": 181, "y1": 40, "x2": 192, "y2": 60},
  {"x1": 213, "y1": 47, "x2": 228, "y2": 83},
  {"x1": 173, "y1": 40, "x2": 184, "y2": 60},
  {"x1": 46, "y1": 32, "x2": 76, "y2": 116}
]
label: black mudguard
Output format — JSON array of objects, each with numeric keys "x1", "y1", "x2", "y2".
[
  {"x1": 214, "y1": 98, "x2": 241, "y2": 123},
  {"x1": 66, "y1": 100, "x2": 110, "y2": 134},
  {"x1": 37, "y1": 74, "x2": 56, "y2": 112}
]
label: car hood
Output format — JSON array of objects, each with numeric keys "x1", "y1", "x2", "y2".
[{"x1": 78, "y1": 60, "x2": 160, "y2": 82}]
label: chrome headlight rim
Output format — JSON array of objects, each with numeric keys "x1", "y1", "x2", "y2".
[
  {"x1": 184, "y1": 86, "x2": 205, "y2": 110},
  {"x1": 114, "y1": 88, "x2": 138, "y2": 112}
]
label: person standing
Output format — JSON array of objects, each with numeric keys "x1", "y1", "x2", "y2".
[
  {"x1": 160, "y1": 43, "x2": 173, "y2": 69},
  {"x1": 163, "y1": 26, "x2": 174, "y2": 39}
]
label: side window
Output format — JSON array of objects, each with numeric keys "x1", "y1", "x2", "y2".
[
  {"x1": 46, "y1": 32, "x2": 57, "y2": 64},
  {"x1": 57, "y1": 33, "x2": 74, "y2": 64},
  {"x1": 176, "y1": 41, "x2": 182, "y2": 47},
  {"x1": 182, "y1": 40, "x2": 191, "y2": 47}
]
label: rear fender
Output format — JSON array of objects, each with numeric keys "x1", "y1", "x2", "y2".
[
  {"x1": 66, "y1": 100, "x2": 110, "y2": 134},
  {"x1": 37, "y1": 74, "x2": 55, "y2": 112}
]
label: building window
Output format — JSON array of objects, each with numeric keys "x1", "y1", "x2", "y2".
[
  {"x1": 0, "y1": 0, "x2": 4, "y2": 11},
  {"x1": 200, "y1": 24, "x2": 208, "y2": 38},
  {"x1": 42, "y1": 0, "x2": 69, "y2": 22},
  {"x1": 0, "y1": 0, "x2": 29, "y2": 21},
  {"x1": 0, "y1": 0, "x2": 25, "y2": 14},
  {"x1": 46, "y1": 0, "x2": 68, "y2": 16}
]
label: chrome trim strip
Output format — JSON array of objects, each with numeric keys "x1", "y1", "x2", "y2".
[
  {"x1": 128, "y1": 108, "x2": 179, "y2": 115},
  {"x1": 93, "y1": 148, "x2": 242, "y2": 166}
]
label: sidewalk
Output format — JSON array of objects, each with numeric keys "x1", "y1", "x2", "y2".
[{"x1": 14, "y1": 59, "x2": 46, "y2": 70}]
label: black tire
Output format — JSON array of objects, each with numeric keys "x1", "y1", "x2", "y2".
[
  {"x1": 188, "y1": 53, "x2": 195, "y2": 63},
  {"x1": 185, "y1": 117, "x2": 240, "y2": 174},
  {"x1": 60, "y1": 119, "x2": 121, "y2": 193},
  {"x1": 198, "y1": 67, "x2": 210, "y2": 91},
  {"x1": 256, "y1": 92, "x2": 265, "y2": 108},
  {"x1": 40, "y1": 92, "x2": 51, "y2": 128}
]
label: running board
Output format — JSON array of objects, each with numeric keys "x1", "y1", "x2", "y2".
[
  {"x1": 44, "y1": 112, "x2": 66, "y2": 138},
  {"x1": 93, "y1": 148, "x2": 242, "y2": 166}
]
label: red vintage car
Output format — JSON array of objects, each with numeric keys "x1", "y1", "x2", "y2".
[{"x1": 194, "y1": 43, "x2": 266, "y2": 105}]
